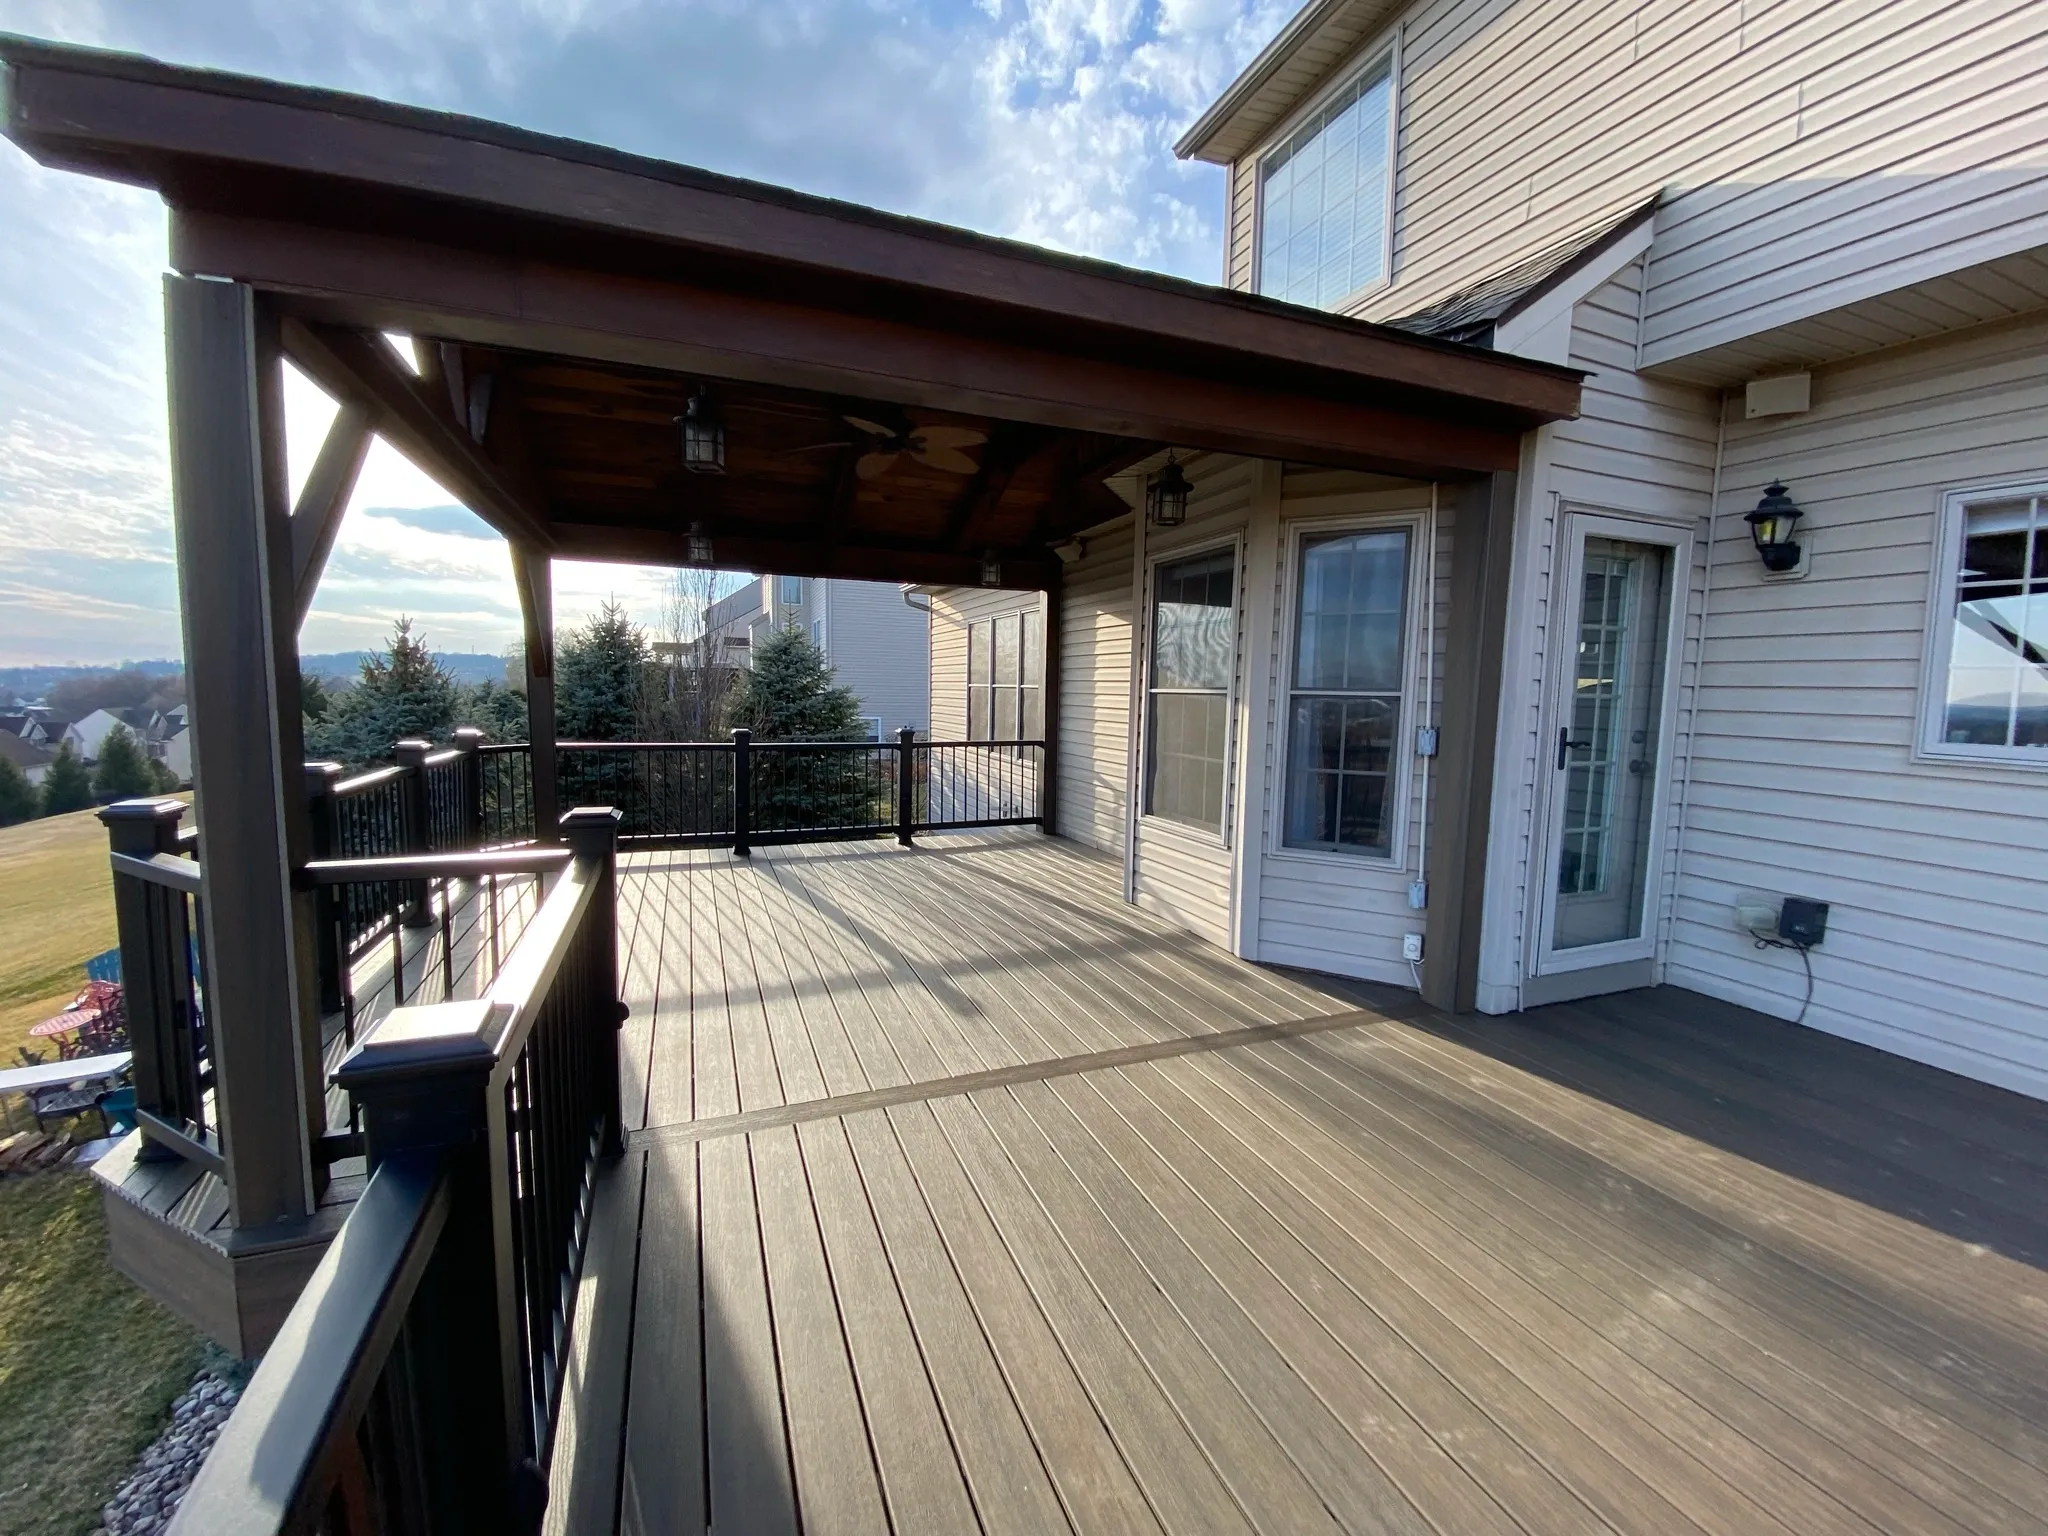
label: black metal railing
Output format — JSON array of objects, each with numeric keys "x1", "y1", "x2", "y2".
[
  {"x1": 101, "y1": 798, "x2": 219, "y2": 1175},
  {"x1": 170, "y1": 809, "x2": 624, "y2": 1536},
  {"x1": 538, "y1": 730, "x2": 1042, "y2": 851},
  {"x1": 478, "y1": 744, "x2": 535, "y2": 847}
]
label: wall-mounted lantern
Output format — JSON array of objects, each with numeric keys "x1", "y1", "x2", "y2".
[
  {"x1": 679, "y1": 390, "x2": 726, "y2": 475},
  {"x1": 980, "y1": 550, "x2": 1002, "y2": 587},
  {"x1": 686, "y1": 521, "x2": 714, "y2": 564},
  {"x1": 1744, "y1": 481, "x2": 1804, "y2": 573},
  {"x1": 1146, "y1": 455, "x2": 1191, "y2": 527}
]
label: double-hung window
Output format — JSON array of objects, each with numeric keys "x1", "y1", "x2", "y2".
[
  {"x1": 1257, "y1": 52, "x2": 1395, "y2": 310},
  {"x1": 778, "y1": 575, "x2": 804, "y2": 606},
  {"x1": 1145, "y1": 549, "x2": 1237, "y2": 832},
  {"x1": 1282, "y1": 527, "x2": 1412, "y2": 856},
  {"x1": 1924, "y1": 482, "x2": 2048, "y2": 761},
  {"x1": 966, "y1": 611, "x2": 1043, "y2": 742}
]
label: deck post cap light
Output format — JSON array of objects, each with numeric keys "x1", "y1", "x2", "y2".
[
  {"x1": 679, "y1": 390, "x2": 725, "y2": 475},
  {"x1": 1745, "y1": 481, "x2": 1804, "y2": 573},
  {"x1": 1147, "y1": 455, "x2": 1191, "y2": 527}
]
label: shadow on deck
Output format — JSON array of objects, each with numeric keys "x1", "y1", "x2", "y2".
[{"x1": 544, "y1": 830, "x2": 2048, "y2": 1536}]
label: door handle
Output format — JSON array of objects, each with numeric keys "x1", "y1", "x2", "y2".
[{"x1": 1556, "y1": 728, "x2": 1592, "y2": 770}]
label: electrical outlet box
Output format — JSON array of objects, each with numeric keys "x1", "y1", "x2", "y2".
[
  {"x1": 1401, "y1": 933, "x2": 1424, "y2": 963},
  {"x1": 1778, "y1": 897, "x2": 1829, "y2": 948},
  {"x1": 1407, "y1": 879, "x2": 1428, "y2": 910},
  {"x1": 1415, "y1": 726, "x2": 1439, "y2": 758}
]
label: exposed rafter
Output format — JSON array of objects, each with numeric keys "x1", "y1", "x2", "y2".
[{"x1": 287, "y1": 399, "x2": 373, "y2": 626}]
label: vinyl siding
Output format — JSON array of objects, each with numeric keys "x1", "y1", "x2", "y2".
[
  {"x1": 1665, "y1": 308, "x2": 2048, "y2": 1098},
  {"x1": 1131, "y1": 457, "x2": 1261, "y2": 948},
  {"x1": 1479, "y1": 262, "x2": 1720, "y2": 1007},
  {"x1": 1055, "y1": 518, "x2": 1136, "y2": 857},
  {"x1": 1256, "y1": 471, "x2": 1443, "y2": 985},
  {"x1": 1223, "y1": 0, "x2": 2048, "y2": 372},
  {"x1": 819, "y1": 579, "x2": 930, "y2": 735}
]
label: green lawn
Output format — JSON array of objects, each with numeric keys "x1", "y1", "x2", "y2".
[{"x1": 0, "y1": 806, "x2": 205, "y2": 1536}]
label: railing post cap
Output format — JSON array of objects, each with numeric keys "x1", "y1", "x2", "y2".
[
  {"x1": 334, "y1": 1000, "x2": 504, "y2": 1090},
  {"x1": 393, "y1": 738, "x2": 433, "y2": 765},
  {"x1": 560, "y1": 805, "x2": 623, "y2": 850},
  {"x1": 303, "y1": 759, "x2": 344, "y2": 786},
  {"x1": 451, "y1": 726, "x2": 485, "y2": 748},
  {"x1": 98, "y1": 796, "x2": 186, "y2": 824}
]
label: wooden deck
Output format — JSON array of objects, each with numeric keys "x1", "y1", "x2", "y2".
[{"x1": 545, "y1": 830, "x2": 2048, "y2": 1536}]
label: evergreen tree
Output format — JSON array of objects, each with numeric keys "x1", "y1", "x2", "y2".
[
  {"x1": 148, "y1": 759, "x2": 182, "y2": 795},
  {"x1": 40, "y1": 741, "x2": 94, "y2": 816},
  {"x1": 456, "y1": 678, "x2": 530, "y2": 742},
  {"x1": 301, "y1": 670, "x2": 336, "y2": 722},
  {"x1": 306, "y1": 618, "x2": 459, "y2": 769},
  {"x1": 725, "y1": 625, "x2": 871, "y2": 832},
  {"x1": 0, "y1": 755, "x2": 35, "y2": 826},
  {"x1": 555, "y1": 600, "x2": 651, "y2": 742},
  {"x1": 92, "y1": 724, "x2": 156, "y2": 800}
]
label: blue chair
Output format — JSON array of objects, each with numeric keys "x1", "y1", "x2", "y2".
[{"x1": 95, "y1": 1086, "x2": 138, "y2": 1137}]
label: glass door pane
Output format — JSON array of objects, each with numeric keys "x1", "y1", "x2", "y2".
[{"x1": 1551, "y1": 536, "x2": 1672, "y2": 952}]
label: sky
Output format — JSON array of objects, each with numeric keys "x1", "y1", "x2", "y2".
[{"x1": 0, "y1": 0, "x2": 1294, "y2": 666}]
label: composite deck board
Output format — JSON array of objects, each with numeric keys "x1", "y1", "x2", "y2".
[{"x1": 575, "y1": 832, "x2": 2048, "y2": 1536}]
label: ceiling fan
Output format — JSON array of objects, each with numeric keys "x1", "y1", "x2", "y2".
[{"x1": 786, "y1": 415, "x2": 987, "y2": 479}]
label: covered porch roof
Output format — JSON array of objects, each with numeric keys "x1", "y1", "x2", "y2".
[{"x1": 1, "y1": 33, "x2": 1581, "y2": 589}]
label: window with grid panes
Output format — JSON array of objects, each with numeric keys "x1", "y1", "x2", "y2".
[
  {"x1": 1927, "y1": 485, "x2": 2048, "y2": 760},
  {"x1": 1145, "y1": 549, "x2": 1236, "y2": 831},
  {"x1": 1257, "y1": 54, "x2": 1394, "y2": 311},
  {"x1": 965, "y1": 610, "x2": 1042, "y2": 743}
]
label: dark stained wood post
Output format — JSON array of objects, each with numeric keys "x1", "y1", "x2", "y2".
[
  {"x1": 515, "y1": 547, "x2": 560, "y2": 843},
  {"x1": 1423, "y1": 471, "x2": 1519, "y2": 1013},
  {"x1": 303, "y1": 762, "x2": 344, "y2": 1013},
  {"x1": 897, "y1": 726, "x2": 916, "y2": 846},
  {"x1": 731, "y1": 728, "x2": 752, "y2": 858},
  {"x1": 100, "y1": 797, "x2": 191, "y2": 1156},
  {"x1": 453, "y1": 726, "x2": 487, "y2": 845},
  {"x1": 394, "y1": 738, "x2": 435, "y2": 927},
  {"x1": 560, "y1": 806, "x2": 626, "y2": 1157},
  {"x1": 163, "y1": 274, "x2": 320, "y2": 1225},
  {"x1": 1039, "y1": 581, "x2": 1061, "y2": 835}
]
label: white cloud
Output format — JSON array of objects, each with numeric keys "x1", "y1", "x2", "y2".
[{"x1": 0, "y1": 0, "x2": 1285, "y2": 665}]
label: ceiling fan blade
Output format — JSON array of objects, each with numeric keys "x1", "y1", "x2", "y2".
[
  {"x1": 843, "y1": 415, "x2": 896, "y2": 439},
  {"x1": 782, "y1": 440, "x2": 856, "y2": 454},
  {"x1": 914, "y1": 426, "x2": 988, "y2": 451},
  {"x1": 916, "y1": 447, "x2": 982, "y2": 475},
  {"x1": 856, "y1": 451, "x2": 900, "y2": 480}
]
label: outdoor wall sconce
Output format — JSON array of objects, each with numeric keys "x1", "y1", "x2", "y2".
[
  {"x1": 1745, "y1": 481, "x2": 1804, "y2": 573},
  {"x1": 1147, "y1": 454, "x2": 1191, "y2": 527},
  {"x1": 685, "y1": 522, "x2": 714, "y2": 564},
  {"x1": 679, "y1": 390, "x2": 726, "y2": 475},
  {"x1": 980, "y1": 550, "x2": 1003, "y2": 587}
]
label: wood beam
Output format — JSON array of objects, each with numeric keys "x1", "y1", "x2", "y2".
[
  {"x1": 180, "y1": 215, "x2": 1533, "y2": 479},
  {"x1": 163, "y1": 275, "x2": 319, "y2": 1226},
  {"x1": 512, "y1": 546, "x2": 559, "y2": 841},
  {"x1": 943, "y1": 426, "x2": 1053, "y2": 552},
  {"x1": 549, "y1": 522, "x2": 1060, "y2": 591},
  {"x1": 288, "y1": 398, "x2": 372, "y2": 626},
  {"x1": 278, "y1": 319, "x2": 556, "y2": 551},
  {"x1": 1423, "y1": 471, "x2": 1519, "y2": 1013}
]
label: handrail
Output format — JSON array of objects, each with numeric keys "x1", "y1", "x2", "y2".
[
  {"x1": 303, "y1": 847, "x2": 571, "y2": 886},
  {"x1": 168, "y1": 1150, "x2": 450, "y2": 1536},
  {"x1": 333, "y1": 763, "x2": 409, "y2": 796},
  {"x1": 111, "y1": 849, "x2": 204, "y2": 895}
]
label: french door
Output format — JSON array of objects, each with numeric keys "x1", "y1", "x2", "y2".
[{"x1": 1531, "y1": 511, "x2": 1689, "y2": 977}]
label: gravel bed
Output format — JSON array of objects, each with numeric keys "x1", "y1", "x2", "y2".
[{"x1": 93, "y1": 1357, "x2": 245, "y2": 1535}]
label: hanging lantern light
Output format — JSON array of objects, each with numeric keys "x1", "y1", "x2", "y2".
[
  {"x1": 1744, "y1": 481, "x2": 1804, "y2": 573},
  {"x1": 1147, "y1": 454, "x2": 1191, "y2": 527},
  {"x1": 686, "y1": 521, "x2": 714, "y2": 564},
  {"x1": 980, "y1": 549, "x2": 1002, "y2": 587},
  {"x1": 679, "y1": 390, "x2": 725, "y2": 475}
]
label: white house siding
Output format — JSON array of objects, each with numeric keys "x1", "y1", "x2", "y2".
[
  {"x1": 1054, "y1": 518, "x2": 1137, "y2": 857},
  {"x1": 1220, "y1": 0, "x2": 2048, "y2": 376},
  {"x1": 819, "y1": 579, "x2": 930, "y2": 735},
  {"x1": 1665, "y1": 307, "x2": 2048, "y2": 1098},
  {"x1": 1130, "y1": 457, "x2": 1260, "y2": 949},
  {"x1": 1255, "y1": 470, "x2": 1444, "y2": 986},
  {"x1": 1478, "y1": 261, "x2": 1720, "y2": 1009}
]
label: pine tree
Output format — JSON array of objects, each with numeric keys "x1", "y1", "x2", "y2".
[
  {"x1": 0, "y1": 755, "x2": 36, "y2": 825},
  {"x1": 40, "y1": 741, "x2": 94, "y2": 816},
  {"x1": 555, "y1": 600, "x2": 651, "y2": 742},
  {"x1": 305, "y1": 618, "x2": 460, "y2": 769},
  {"x1": 456, "y1": 678, "x2": 530, "y2": 742},
  {"x1": 92, "y1": 723, "x2": 156, "y2": 800},
  {"x1": 725, "y1": 624, "x2": 871, "y2": 831}
]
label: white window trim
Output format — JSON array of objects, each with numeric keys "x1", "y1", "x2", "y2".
[
  {"x1": 1248, "y1": 25, "x2": 1402, "y2": 314},
  {"x1": 1916, "y1": 476, "x2": 2048, "y2": 771},
  {"x1": 1264, "y1": 509, "x2": 1429, "y2": 873},
  {"x1": 1138, "y1": 531, "x2": 1246, "y2": 849}
]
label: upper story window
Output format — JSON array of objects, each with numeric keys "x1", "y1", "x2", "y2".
[
  {"x1": 1922, "y1": 482, "x2": 2048, "y2": 764},
  {"x1": 1257, "y1": 53, "x2": 1395, "y2": 310},
  {"x1": 778, "y1": 575, "x2": 805, "y2": 607}
]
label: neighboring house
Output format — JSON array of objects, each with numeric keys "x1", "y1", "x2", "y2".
[
  {"x1": 1012, "y1": 0, "x2": 2043, "y2": 1093},
  {"x1": 74, "y1": 705, "x2": 166, "y2": 762},
  {"x1": 158, "y1": 720, "x2": 192, "y2": 786},
  {"x1": 705, "y1": 575, "x2": 930, "y2": 739},
  {"x1": 0, "y1": 729, "x2": 55, "y2": 787},
  {"x1": 33, "y1": 716, "x2": 86, "y2": 758}
]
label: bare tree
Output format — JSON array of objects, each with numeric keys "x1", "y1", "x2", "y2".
[{"x1": 654, "y1": 566, "x2": 737, "y2": 739}]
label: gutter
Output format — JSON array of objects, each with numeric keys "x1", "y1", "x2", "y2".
[{"x1": 1174, "y1": 0, "x2": 1354, "y2": 162}]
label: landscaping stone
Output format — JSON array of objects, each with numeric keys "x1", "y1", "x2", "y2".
[{"x1": 98, "y1": 1356, "x2": 246, "y2": 1535}]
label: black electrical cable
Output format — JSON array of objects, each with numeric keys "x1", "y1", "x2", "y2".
[{"x1": 1749, "y1": 929, "x2": 1815, "y2": 1026}]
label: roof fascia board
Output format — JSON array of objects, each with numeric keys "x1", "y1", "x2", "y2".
[
  {"x1": 1174, "y1": 0, "x2": 1356, "y2": 163},
  {"x1": 1493, "y1": 215, "x2": 1657, "y2": 366}
]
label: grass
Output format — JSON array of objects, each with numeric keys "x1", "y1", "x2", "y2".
[
  {"x1": 0, "y1": 808, "x2": 123, "y2": 1069},
  {"x1": 0, "y1": 1173, "x2": 203, "y2": 1536}
]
